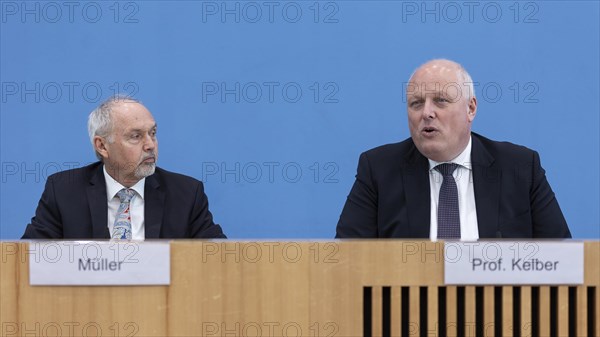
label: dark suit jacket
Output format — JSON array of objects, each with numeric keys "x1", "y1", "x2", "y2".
[
  {"x1": 336, "y1": 133, "x2": 571, "y2": 238},
  {"x1": 22, "y1": 162, "x2": 226, "y2": 239}
]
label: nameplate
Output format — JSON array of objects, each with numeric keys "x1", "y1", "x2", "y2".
[
  {"x1": 444, "y1": 241, "x2": 583, "y2": 285},
  {"x1": 29, "y1": 241, "x2": 170, "y2": 286}
]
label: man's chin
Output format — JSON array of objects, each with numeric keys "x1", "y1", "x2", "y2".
[
  {"x1": 415, "y1": 143, "x2": 446, "y2": 162},
  {"x1": 135, "y1": 163, "x2": 156, "y2": 179}
]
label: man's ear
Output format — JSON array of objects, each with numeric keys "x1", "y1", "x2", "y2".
[
  {"x1": 467, "y1": 96, "x2": 477, "y2": 122},
  {"x1": 94, "y1": 136, "x2": 109, "y2": 159}
]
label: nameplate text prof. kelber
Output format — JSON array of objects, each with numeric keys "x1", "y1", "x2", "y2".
[{"x1": 444, "y1": 241, "x2": 583, "y2": 285}]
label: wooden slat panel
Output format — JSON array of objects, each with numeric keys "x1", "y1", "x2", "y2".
[
  {"x1": 521, "y1": 286, "x2": 532, "y2": 337},
  {"x1": 502, "y1": 287, "x2": 513, "y2": 337},
  {"x1": 465, "y1": 286, "x2": 476, "y2": 337},
  {"x1": 372, "y1": 287, "x2": 382, "y2": 337},
  {"x1": 583, "y1": 243, "x2": 600, "y2": 337},
  {"x1": 427, "y1": 286, "x2": 438, "y2": 336},
  {"x1": 391, "y1": 287, "x2": 401, "y2": 337},
  {"x1": 576, "y1": 286, "x2": 588, "y2": 337},
  {"x1": 539, "y1": 286, "x2": 551, "y2": 337},
  {"x1": 483, "y1": 287, "x2": 495, "y2": 337},
  {"x1": 558, "y1": 286, "x2": 569, "y2": 337},
  {"x1": 409, "y1": 286, "x2": 420, "y2": 337},
  {"x1": 594, "y1": 285, "x2": 600, "y2": 336},
  {"x1": 447, "y1": 286, "x2": 458, "y2": 337}
]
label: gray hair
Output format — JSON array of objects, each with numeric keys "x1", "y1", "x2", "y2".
[
  {"x1": 88, "y1": 94, "x2": 141, "y2": 161},
  {"x1": 408, "y1": 59, "x2": 476, "y2": 102}
]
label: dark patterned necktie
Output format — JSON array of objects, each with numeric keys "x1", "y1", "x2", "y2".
[
  {"x1": 435, "y1": 163, "x2": 461, "y2": 239},
  {"x1": 111, "y1": 188, "x2": 135, "y2": 240}
]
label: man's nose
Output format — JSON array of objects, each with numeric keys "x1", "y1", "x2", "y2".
[
  {"x1": 143, "y1": 134, "x2": 156, "y2": 151},
  {"x1": 422, "y1": 99, "x2": 436, "y2": 119}
]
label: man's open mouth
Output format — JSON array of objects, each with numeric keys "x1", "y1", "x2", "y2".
[{"x1": 422, "y1": 127, "x2": 438, "y2": 134}]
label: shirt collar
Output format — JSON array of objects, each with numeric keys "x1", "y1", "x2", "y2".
[
  {"x1": 103, "y1": 165, "x2": 146, "y2": 201},
  {"x1": 428, "y1": 135, "x2": 473, "y2": 171}
]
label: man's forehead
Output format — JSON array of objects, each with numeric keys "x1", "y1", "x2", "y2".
[
  {"x1": 112, "y1": 101, "x2": 153, "y2": 117},
  {"x1": 406, "y1": 82, "x2": 463, "y2": 96},
  {"x1": 407, "y1": 65, "x2": 464, "y2": 97},
  {"x1": 110, "y1": 102, "x2": 155, "y2": 129},
  {"x1": 118, "y1": 121, "x2": 157, "y2": 134}
]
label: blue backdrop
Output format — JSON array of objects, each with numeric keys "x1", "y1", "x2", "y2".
[{"x1": 1, "y1": 1, "x2": 599, "y2": 239}]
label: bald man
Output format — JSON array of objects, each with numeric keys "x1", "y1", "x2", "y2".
[
  {"x1": 336, "y1": 59, "x2": 570, "y2": 239},
  {"x1": 23, "y1": 95, "x2": 226, "y2": 239}
]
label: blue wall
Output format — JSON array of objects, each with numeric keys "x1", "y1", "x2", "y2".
[{"x1": 1, "y1": 1, "x2": 599, "y2": 239}]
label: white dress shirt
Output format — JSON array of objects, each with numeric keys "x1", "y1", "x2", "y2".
[
  {"x1": 103, "y1": 166, "x2": 146, "y2": 240},
  {"x1": 428, "y1": 136, "x2": 479, "y2": 241}
]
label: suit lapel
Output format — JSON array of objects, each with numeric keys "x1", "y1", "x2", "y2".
[
  {"x1": 86, "y1": 165, "x2": 110, "y2": 239},
  {"x1": 144, "y1": 172, "x2": 165, "y2": 238},
  {"x1": 471, "y1": 134, "x2": 501, "y2": 238},
  {"x1": 402, "y1": 145, "x2": 431, "y2": 238}
]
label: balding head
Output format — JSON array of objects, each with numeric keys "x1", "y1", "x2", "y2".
[
  {"x1": 408, "y1": 59, "x2": 475, "y2": 102},
  {"x1": 405, "y1": 59, "x2": 477, "y2": 162}
]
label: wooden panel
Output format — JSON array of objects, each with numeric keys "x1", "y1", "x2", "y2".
[
  {"x1": 502, "y1": 286, "x2": 513, "y2": 337},
  {"x1": 1, "y1": 241, "x2": 599, "y2": 337},
  {"x1": 12, "y1": 243, "x2": 167, "y2": 337},
  {"x1": 539, "y1": 286, "x2": 551, "y2": 337},
  {"x1": 409, "y1": 286, "x2": 420, "y2": 337},
  {"x1": 349, "y1": 241, "x2": 444, "y2": 286},
  {"x1": 427, "y1": 286, "x2": 438, "y2": 336},
  {"x1": 0, "y1": 243, "x2": 20, "y2": 336},
  {"x1": 558, "y1": 286, "x2": 569, "y2": 337},
  {"x1": 585, "y1": 242, "x2": 600, "y2": 284},
  {"x1": 520, "y1": 286, "x2": 532, "y2": 337},
  {"x1": 483, "y1": 287, "x2": 495, "y2": 337},
  {"x1": 309, "y1": 241, "x2": 354, "y2": 337},
  {"x1": 168, "y1": 241, "x2": 312, "y2": 337},
  {"x1": 446, "y1": 286, "x2": 458, "y2": 337},
  {"x1": 390, "y1": 287, "x2": 401, "y2": 337},
  {"x1": 464, "y1": 286, "x2": 476, "y2": 337},
  {"x1": 168, "y1": 240, "x2": 237, "y2": 335}
]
